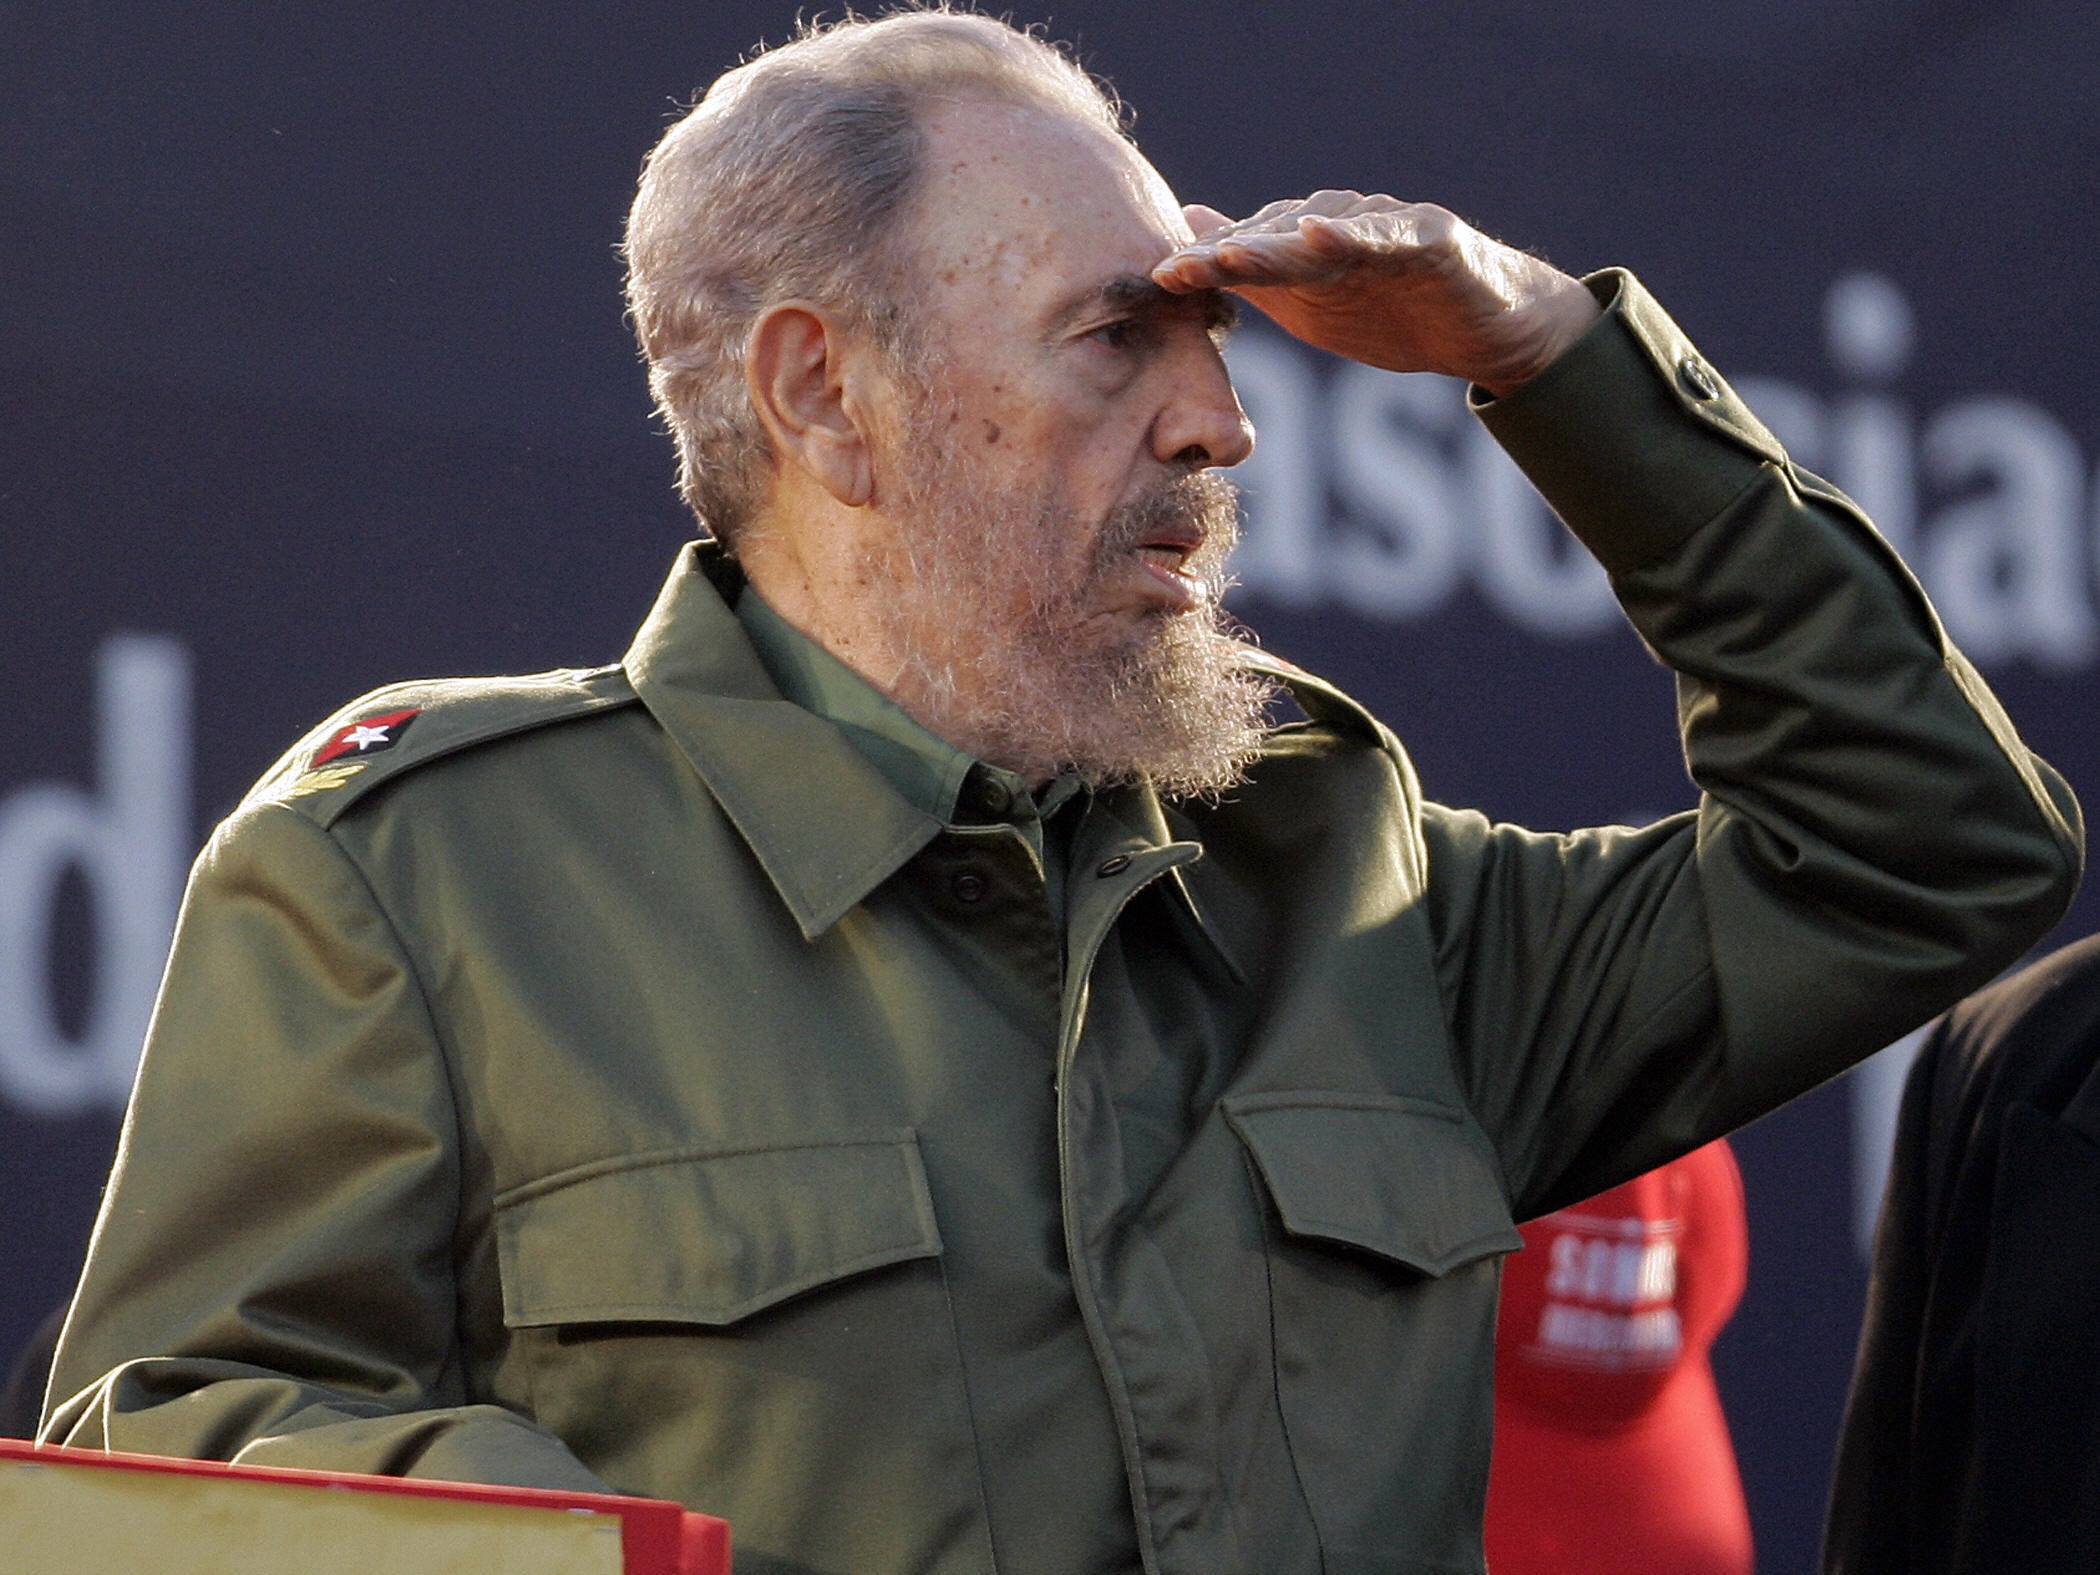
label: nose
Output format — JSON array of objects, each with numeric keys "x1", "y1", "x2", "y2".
[{"x1": 1154, "y1": 337, "x2": 1256, "y2": 470}]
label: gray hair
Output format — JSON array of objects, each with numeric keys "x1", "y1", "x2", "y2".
[{"x1": 623, "y1": 7, "x2": 1127, "y2": 544}]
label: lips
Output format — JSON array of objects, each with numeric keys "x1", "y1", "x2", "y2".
[
  {"x1": 1133, "y1": 539, "x2": 1203, "y2": 608},
  {"x1": 1086, "y1": 471, "x2": 1239, "y2": 615},
  {"x1": 1099, "y1": 502, "x2": 1203, "y2": 602}
]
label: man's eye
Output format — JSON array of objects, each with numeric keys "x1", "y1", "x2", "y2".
[{"x1": 1089, "y1": 318, "x2": 1140, "y2": 350}]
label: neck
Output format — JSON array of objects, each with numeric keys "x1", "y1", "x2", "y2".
[
  {"x1": 738, "y1": 530, "x2": 903, "y2": 695},
  {"x1": 738, "y1": 515, "x2": 1038, "y2": 780}
]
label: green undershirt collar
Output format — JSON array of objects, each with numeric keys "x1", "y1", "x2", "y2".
[{"x1": 734, "y1": 587, "x2": 1081, "y2": 883}]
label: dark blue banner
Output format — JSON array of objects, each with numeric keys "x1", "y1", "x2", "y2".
[{"x1": 6, "y1": 6, "x2": 2096, "y2": 1567}]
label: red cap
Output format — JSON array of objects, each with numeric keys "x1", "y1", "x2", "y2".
[{"x1": 1485, "y1": 1140, "x2": 1753, "y2": 1575}]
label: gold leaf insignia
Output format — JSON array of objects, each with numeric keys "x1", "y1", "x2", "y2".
[{"x1": 284, "y1": 762, "x2": 369, "y2": 798}]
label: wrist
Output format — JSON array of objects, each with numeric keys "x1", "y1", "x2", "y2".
[{"x1": 1476, "y1": 277, "x2": 1603, "y2": 399}]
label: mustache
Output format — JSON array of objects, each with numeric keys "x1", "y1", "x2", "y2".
[{"x1": 1090, "y1": 471, "x2": 1242, "y2": 593}]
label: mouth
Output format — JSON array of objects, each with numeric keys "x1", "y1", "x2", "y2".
[
  {"x1": 1081, "y1": 471, "x2": 1238, "y2": 622},
  {"x1": 1129, "y1": 530, "x2": 1206, "y2": 610}
]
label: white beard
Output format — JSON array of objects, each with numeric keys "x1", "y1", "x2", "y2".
[{"x1": 868, "y1": 406, "x2": 1277, "y2": 799}]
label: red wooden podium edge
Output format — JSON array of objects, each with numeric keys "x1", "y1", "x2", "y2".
[{"x1": 0, "y1": 1437, "x2": 730, "y2": 1575}]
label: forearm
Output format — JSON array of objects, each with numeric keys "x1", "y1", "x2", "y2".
[
  {"x1": 1480, "y1": 271, "x2": 2080, "y2": 1128},
  {"x1": 45, "y1": 1361, "x2": 608, "y2": 1492}
]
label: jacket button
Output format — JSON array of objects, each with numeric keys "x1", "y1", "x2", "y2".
[
  {"x1": 975, "y1": 776, "x2": 1012, "y2": 816},
  {"x1": 1096, "y1": 854, "x2": 1132, "y2": 877},
  {"x1": 1677, "y1": 356, "x2": 1720, "y2": 401},
  {"x1": 951, "y1": 870, "x2": 989, "y2": 904}
]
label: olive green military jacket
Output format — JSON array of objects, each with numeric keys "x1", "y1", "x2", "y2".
[{"x1": 45, "y1": 274, "x2": 2081, "y2": 1575}]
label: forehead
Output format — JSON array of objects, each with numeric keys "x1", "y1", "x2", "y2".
[{"x1": 908, "y1": 98, "x2": 1190, "y2": 319}]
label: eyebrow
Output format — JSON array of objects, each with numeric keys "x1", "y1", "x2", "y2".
[{"x1": 1054, "y1": 273, "x2": 1241, "y2": 337}]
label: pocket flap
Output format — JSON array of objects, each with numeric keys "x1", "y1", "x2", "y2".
[
  {"x1": 1223, "y1": 1094, "x2": 1521, "y2": 1277},
  {"x1": 495, "y1": 1132, "x2": 943, "y2": 1328}
]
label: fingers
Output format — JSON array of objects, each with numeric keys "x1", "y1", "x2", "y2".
[
  {"x1": 1158, "y1": 189, "x2": 1586, "y2": 383},
  {"x1": 1216, "y1": 191, "x2": 1407, "y2": 239},
  {"x1": 1172, "y1": 191, "x2": 1400, "y2": 248},
  {"x1": 1212, "y1": 227, "x2": 1349, "y2": 286},
  {"x1": 1155, "y1": 196, "x2": 1450, "y2": 293},
  {"x1": 1299, "y1": 203, "x2": 1454, "y2": 257},
  {"x1": 1155, "y1": 224, "x2": 1337, "y2": 292}
]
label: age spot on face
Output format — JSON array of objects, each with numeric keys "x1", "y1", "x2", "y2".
[{"x1": 982, "y1": 420, "x2": 1002, "y2": 445}]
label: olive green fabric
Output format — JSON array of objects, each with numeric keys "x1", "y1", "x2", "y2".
[
  {"x1": 735, "y1": 584, "x2": 1082, "y2": 927},
  {"x1": 44, "y1": 272, "x2": 2081, "y2": 1575},
  {"x1": 734, "y1": 585, "x2": 983, "y2": 825}
]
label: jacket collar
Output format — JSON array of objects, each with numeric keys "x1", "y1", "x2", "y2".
[
  {"x1": 622, "y1": 541, "x2": 1232, "y2": 967},
  {"x1": 623, "y1": 543, "x2": 947, "y2": 940}
]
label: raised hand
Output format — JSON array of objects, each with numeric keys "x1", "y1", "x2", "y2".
[{"x1": 1152, "y1": 192, "x2": 1600, "y2": 397}]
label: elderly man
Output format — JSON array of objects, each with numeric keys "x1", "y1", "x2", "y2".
[{"x1": 43, "y1": 10, "x2": 2080, "y2": 1575}]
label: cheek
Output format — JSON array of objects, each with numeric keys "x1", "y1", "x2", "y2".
[
  {"x1": 926, "y1": 381, "x2": 1144, "y2": 565},
  {"x1": 967, "y1": 468, "x2": 1094, "y2": 592}
]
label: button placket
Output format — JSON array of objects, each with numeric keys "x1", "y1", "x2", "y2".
[{"x1": 1051, "y1": 833, "x2": 1212, "y2": 1575}]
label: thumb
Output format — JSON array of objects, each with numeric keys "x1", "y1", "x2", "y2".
[{"x1": 1181, "y1": 203, "x2": 1234, "y2": 239}]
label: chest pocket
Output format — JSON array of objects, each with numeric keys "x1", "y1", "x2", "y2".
[
  {"x1": 493, "y1": 1133, "x2": 996, "y2": 1575},
  {"x1": 494, "y1": 1131, "x2": 943, "y2": 1327},
  {"x1": 1223, "y1": 1092, "x2": 1521, "y2": 1275},
  {"x1": 1222, "y1": 1093, "x2": 1521, "y2": 1568}
]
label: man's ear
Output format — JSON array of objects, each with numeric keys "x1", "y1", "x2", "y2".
[{"x1": 744, "y1": 302, "x2": 881, "y2": 509}]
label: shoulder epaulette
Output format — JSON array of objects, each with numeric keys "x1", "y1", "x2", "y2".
[
  {"x1": 248, "y1": 663, "x2": 639, "y2": 827},
  {"x1": 1237, "y1": 648, "x2": 1386, "y2": 744}
]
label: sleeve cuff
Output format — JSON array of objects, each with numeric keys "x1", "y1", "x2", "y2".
[{"x1": 1472, "y1": 268, "x2": 1792, "y2": 576}]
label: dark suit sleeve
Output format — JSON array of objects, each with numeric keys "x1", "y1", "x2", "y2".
[{"x1": 1823, "y1": 1024, "x2": 1946, "y2": 1573}]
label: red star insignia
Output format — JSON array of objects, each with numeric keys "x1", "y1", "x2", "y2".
[{"x1": 312, "y1": 708, "x2": 421, "y2": 768}]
